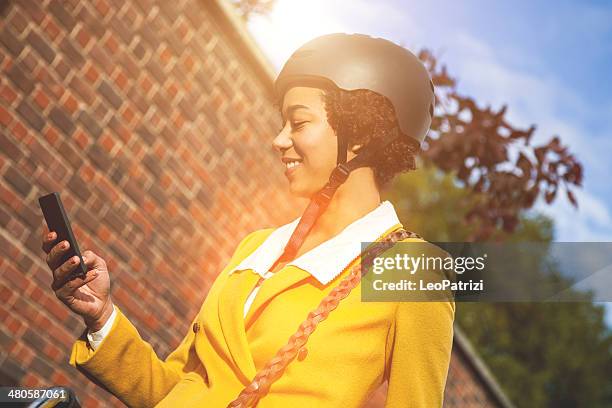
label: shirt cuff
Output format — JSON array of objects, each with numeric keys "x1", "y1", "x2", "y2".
[{"x1": 86, "y1": 305, "x2": 117, "y2": 351}]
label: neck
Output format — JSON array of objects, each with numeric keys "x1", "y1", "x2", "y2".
[{"x1": 309, "y1": 167, "x2": 381, "y2": 239}]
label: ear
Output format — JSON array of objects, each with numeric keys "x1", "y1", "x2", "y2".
[{"x1": 350, "y1": 144, "x2": 364, "y2": 154}]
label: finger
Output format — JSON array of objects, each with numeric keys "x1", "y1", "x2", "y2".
[
  {"x1": 46, "y1": 240, "x2": 71, "y2": 271},
  {"x1": 55, "y1": 269, "x2": 99, "y2": 299},
  {"x1": 82, "y1": 250, "x2": 103, "y2": 269},
  {"x1": 51, "y1": 253, "x2": 84, "y2": 290},
  {"x1": 41, "y1": 227, "x2": 57, "y2": 254}
]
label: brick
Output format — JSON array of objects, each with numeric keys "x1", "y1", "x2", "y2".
[
  {"x1": 94, "y1": 0, "x2": 111, "y2": 18},
  {"x1": 107, "y1": 116, "x2": 130, "y2": 144},
  {"x1": 98, "y1": 79, "x2": 123, "y2": 110},
  {"x1": 146, "y1": 58, "x2": 166, "y2": 85},
  {"x1": 110, "y1": 14, "x2": 132, "y2": 45},
  {"x1": 0, "y1": 205, "x2": 10, "y2": 227},
  {"x1": 99, "y1": 132, "x2": 115, "y2": 153},
  {"x1": 7, "y1": 62, "x2": 34, "y2": 94},
  {"x1": 152, "y1": 89, "x2": 172, "y2": 116},
  {"x1": 178, "y1": 96, "x2": 198, "y2": 122},
  {"x1": 69, "y1": 75, "x2": 96, "y2": 105},
  {"x1": 0, "y1": 83, "x2": 18, "y2": 104},
  {"x1": 73, "y1": 128, "x2": 91, "y2": 149},
  {"x1": 88, "y1": 45, "x2": 113, "y2": 75},
  {"x1": 17, "y1": 202, "x2": 40, "y2": 229},
  {"x1": 124, "y1": 178, "x2": 145, "y2": 206},
  {"x1": 42, "y1": 126, "x2": 60, "y2": 146},
  {"x1": 103, "y1": 32, "x2": 120, "y2": 55},
  {"x1": 113, "y1": 69, "x2": 129, "y2": 91},
  {"x1": 30, "y1": 354, "x2": 54, "y2": 378},
  {"x1": 74, "y1": 206, "x2": 98, "y2": 233},
  {"x1": 158, "y1": 1, "x2": 181, "y2": 24},
  {"x1": 58, "y1": 139, "x2": 83, "y2": 169},
  {"x1": 16, "y1": 99, "x2": 45, "y2": 131},
  {"x1": 74, "y1": 3, "x2": 102, "y2": 39},
  {"x1": 0, "y1": 28, "x2": 24, "y2": 57},
  {"x1": 0, "y1": 105, "x2": 12, "y2": 128},
  {"x1": 31, "y1": 87, "x2": 50, "y2": 111},
  {"x1": 102, "y1": 207, "x2": 125, "y2": 233},
  {"x1": 87, "y1": 143, "x2": 112, "y2": 172},
  {"x1": 28, "y1": 139, "x2": 54, "y2": 172},
  {"x1": 0, "y1": 358, "x2": 26, "y2": 383},
  {"x1": 53, "y1": 55, "x2": 71, "y2": 80},
  {"x1": 75, "y1": 24, "x2": 93, "y2": 49},
  {"x1": 68, "y1": 173, "x2": 92, "y2": 201},
  {"x1": 131, "y1": 36, "x2": 147, "y2": 61},
  {"x1": 59, "y1": 35, "x2": 85, "y2": 66},
  {"x1": 48, "y1": 1, "x2": 76, "y2": 32},
  {"x1": 159, "y1": 125, "x2": 178, "y2": 149},
  {"x1": 194, "y1": 67, "x2": 213, "y2": 93},
  {"x1": 3, "y1": 166, "x2": 31, "y2": 199},
  {"x1": 119, "y1": 51, "x2": 140, "y2": 80},
  {"x1": 77, "y1": 110, "x2": 102, "y2": 139},
  {"x1": 110, "y1": 166, "x2": 124, "y2": 184},
  {"x1": 49, "y1": 106, "x2": 75, "y2": 136},
  {"x1": 136, "y1": 125, "x2": 156, "y2": 146},
  {"x1": 42, "y1": 15, "x2": 61, "y2": 41},
  {"x1": 8, "y1": 8, "x2": 28, "y2": 34},
  {"x1": 83, "y1": 61, "x2": 100, "y2": 83},
  {"x1": 27, "y1": 29, "x2": 56, "y2": 64},
  {"x1": 21, "y1": 48, "x2": 40, "y2": 74},
  {"x1": 16, "y1": 252, "x2": 34, "y2": 273},
  {"x1": 127, "y1": 87, "x2": 149, "y2": 114},
  {"x1": 143, "y1": 153, "x2": 162, "y2": 178},
  {"x1": 110, "y1": 240, "x2": 131, "y2": 263},
  {"x1": 63, "y1": 92, "x2": 79, "y2": 115}
]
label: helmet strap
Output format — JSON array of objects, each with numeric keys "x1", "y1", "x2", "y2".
[{"x1": 272, "y1": 128, "x2": 400, "y2": 265}]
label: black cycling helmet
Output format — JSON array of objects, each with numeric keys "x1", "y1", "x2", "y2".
[
  {"x1": 275, "y1": 33, "x2": 435, "y2": 146},
  {"x1": 271, "y1": 33, "x2": 435, "y2": 265}
]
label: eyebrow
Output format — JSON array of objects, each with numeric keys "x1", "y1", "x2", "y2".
[{"x1": 281, "y1": 104, "x2": 310, "y2": 121}]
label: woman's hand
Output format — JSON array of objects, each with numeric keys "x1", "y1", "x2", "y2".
[{"x1": 41, "y1": 224, "x2": 114, "y2": 332}]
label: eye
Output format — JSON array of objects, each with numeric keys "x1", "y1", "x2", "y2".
[{"x1": 291, "y1": 121, "x2": 308, "y2": 131}]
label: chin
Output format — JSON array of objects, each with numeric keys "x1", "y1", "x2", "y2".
[{"x1": 288, "y1": 182, "x2": 317, "y2": 199}]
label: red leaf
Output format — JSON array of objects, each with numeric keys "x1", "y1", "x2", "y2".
[{"x1": 567, "y1": 190, "x2": 578, "y2": 207}]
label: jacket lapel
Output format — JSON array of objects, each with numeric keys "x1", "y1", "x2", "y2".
[
  {"x1": 244, "y1": 266, "x2": 314, "y2": 327},
  {"x1": 217, "y1": 270, "x2": 261, "y2": 383}
]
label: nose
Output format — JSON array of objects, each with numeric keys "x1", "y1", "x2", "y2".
[{"x1": 272, "y1": 123, "x2": 292, "y2": 153}]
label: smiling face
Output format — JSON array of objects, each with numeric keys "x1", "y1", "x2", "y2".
[{"x1": 272, "y1": 86, "x2": 339, "y2": 198}]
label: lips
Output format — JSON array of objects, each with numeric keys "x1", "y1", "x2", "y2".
[{"x1": 282, "y1": 157, "x2": 303, "y2": 177}]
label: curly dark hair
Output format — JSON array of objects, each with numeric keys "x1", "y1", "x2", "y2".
[{"x1": 321, "y1": 88, "x2": 421, "y2": 190}]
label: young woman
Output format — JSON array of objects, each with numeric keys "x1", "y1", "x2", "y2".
[{"x1": 42, "y1": 34, "x2": 454, "y2": 407}]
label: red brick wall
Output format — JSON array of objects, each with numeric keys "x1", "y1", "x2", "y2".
[
  {"x1": 0, "y1": 1, "x2": 510, "y2": 407},
  {"x1": 0, "y1": 0, "x2": 301, "y2": 405},
  {"x1": 444, "y1": 345, "x2": 504, "y2": 407}
]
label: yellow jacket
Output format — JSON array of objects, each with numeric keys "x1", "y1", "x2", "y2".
[{"x1": 70, "y1": 224, "x2": 455, "y2": 407}]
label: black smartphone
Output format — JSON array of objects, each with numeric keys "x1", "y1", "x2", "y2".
[{"x1": 38, "y1": 192, "x2": 87, "y2": 279}]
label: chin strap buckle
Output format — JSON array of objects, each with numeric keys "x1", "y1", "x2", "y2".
[
  {"x1": 328, "y1": 164, "x2": 351, "y2": 187},
  {"x1": 314, "y1": 164, "x2": 351, "y2": 204}
]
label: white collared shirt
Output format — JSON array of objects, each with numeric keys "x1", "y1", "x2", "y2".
[{"x1": 229, "y1": 200, "x2": 402, "y2": 318}]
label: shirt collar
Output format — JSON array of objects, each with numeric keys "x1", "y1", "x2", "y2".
[{"x1": 229, "y1": 200, "x2": 402, "y2": 285}]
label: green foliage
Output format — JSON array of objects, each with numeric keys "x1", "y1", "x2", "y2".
[{"x1": 385, "y1": 165, "x2": 612, "y2": 407}]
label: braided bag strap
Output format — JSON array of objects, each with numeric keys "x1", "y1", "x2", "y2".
[{"x1": 227, "y1": 228, "x2": 421, "y2": 408}]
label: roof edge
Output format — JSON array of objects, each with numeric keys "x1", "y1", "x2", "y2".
[
  {"x1": 453, "y1": 323, "x2": 516, "y2": 408},
  {"x1": 205, "y1": 0, "x2": 276, "y2": 90}
]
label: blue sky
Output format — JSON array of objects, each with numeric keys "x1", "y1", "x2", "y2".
[{"x1": 242, "y1": 0, "x2": 612, "y2": 322}]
